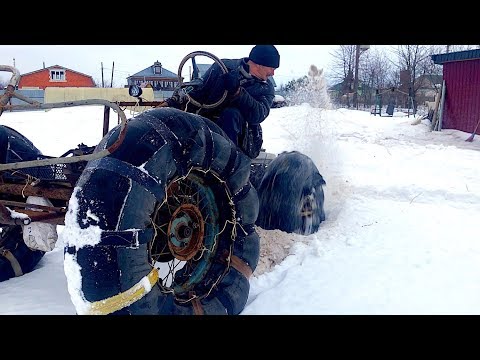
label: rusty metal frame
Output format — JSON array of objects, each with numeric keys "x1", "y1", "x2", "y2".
[
  {"x1": 0, "y1": 65, "x2": 140, "y2": 225},
  {"x1": 0, "y1": 65, "x2": 129, "y2": 172}
]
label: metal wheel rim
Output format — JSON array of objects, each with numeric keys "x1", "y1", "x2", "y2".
[{"x1": 148, "y1": 169, "x2": 233, "y2": 301}]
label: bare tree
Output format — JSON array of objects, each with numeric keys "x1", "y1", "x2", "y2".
[
  {"x1": 358, "y1": 47, "x2": 395, "y2": 107},
  {"x1": 390, "y1": 45, "x2": 432, "y2": 113},
  {"x1": 93, "y1": 78, "x2": 102, "y2": 88},
  {"x1": 328, "y1": 45, "x2": 357, "y2": 107}
]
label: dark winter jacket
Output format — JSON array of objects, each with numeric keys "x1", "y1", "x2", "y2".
[{"x1": 169, "y1": 58, "x2": 275, "y2": 125}]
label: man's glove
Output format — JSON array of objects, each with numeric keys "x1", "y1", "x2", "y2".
[{"x1": 221, "y1": 69, "x2": 240, "y2": 94}]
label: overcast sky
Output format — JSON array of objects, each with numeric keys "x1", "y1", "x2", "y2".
[{"x1": 0, "y1": 45, "x2": 341, "y2": 87}]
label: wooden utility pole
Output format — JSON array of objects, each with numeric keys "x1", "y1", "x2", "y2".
[
  {"x1": 352, "y1": 45, "x2": 370, "y2": 109},
  {"x1": 101, "y1": 62, "x2": 105, "y2": 88},
  {"x1": 352, "y1": 45, "x2": 361, "y2": 109},
  {"x1": 110, "y1": 61, "x2": 114, "y2": 88}
]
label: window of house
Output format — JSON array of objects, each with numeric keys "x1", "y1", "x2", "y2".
[
  {"x1": 154, "y1": 62, "x2": 162, "y2": 75},
  {"x1": 50, "y1": 69, "x2": 66, "y2": 82}
]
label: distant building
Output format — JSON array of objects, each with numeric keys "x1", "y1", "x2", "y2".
[
  {"x1": 415, "y1": 74, "x2": 443, "y2": 104},
  {"x1": 127, "y1": 61, "x2": 180, "y2": 91},
  {"x1": 18, "y1": 65, "x2": 95, "y2": 89}
]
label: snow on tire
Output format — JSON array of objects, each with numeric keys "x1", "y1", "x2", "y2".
[
  {"x1": 63, "y1": 108, "x2": 260, "y2": 315},
  {"x1": 255, "y1": 151, "x2": 326, "y2": 235}
]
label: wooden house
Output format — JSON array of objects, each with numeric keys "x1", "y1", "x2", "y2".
[{"x1": 126, "y1": 61, "x2": 179, "y2": 91}]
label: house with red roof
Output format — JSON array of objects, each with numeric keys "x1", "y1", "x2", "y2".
[{"x1": 18, "y1": 65, "x2": 95, "y2": 89}]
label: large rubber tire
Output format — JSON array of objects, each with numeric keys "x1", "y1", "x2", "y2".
[
  {"x1": 63, "y1": 108, "x2": 260, "y2": 315},
  {"x1": 0, "y1": 226, "x2": 45, "y2": 282},
  {"x1": 0, "y1": 225, "x2": 45, "y2": 281},
  {"x1": 0, "y1": 125, "x2": 43, "y2": 164},
  {"x1": 255, "y1": 151, "x2": 326, "y2": 235},
  {"x1": 0, "y1": 126, "x2": 46, "y2": 282},
  {"x1": 249, "y1": 163, "x2": 268, "y2": 190}
]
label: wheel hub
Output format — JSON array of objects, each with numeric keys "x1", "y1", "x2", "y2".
[
  {"x1": 300, "y1": 191, "x2": 316, "y2": 234},
  {"x1": 167, "y1": 203, "x2": 205, "y2": 261}
]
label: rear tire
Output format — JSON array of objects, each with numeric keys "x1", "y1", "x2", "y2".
[
  {"x1": 255, "y1": 151, "x2": 326, "y2": 235},
  {"x1": 63, "y1": 108, "x2": 260, "y2": 315},
  {"x1": 0, "y1": 225, "x2": 46, "y2": 282},
  {"x1": 0, "y1": 126, "x2": 47, "y2": 282}
]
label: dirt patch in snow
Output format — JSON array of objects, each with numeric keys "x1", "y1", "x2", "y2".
[{"x1": 253, "y1": 226, "x2": 308, "y2": 276}]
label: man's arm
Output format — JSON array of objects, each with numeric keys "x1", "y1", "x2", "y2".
[
  {"x1": 187, "y1": 63, "x2": 224, "y2": 103},
  {"x1": 161, "y1": 63, "x2": 225, "y2": 111},
  {"x1": 230, "y1": 81, "x2": 275, "y2": 125}
]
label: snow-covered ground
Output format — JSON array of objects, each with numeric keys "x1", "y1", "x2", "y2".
[{"x1": 0, "y1": 103, "x2": 479, "y2": 315}]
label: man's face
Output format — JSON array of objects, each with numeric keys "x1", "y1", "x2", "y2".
[{"x1": 251, "y1": 63, "x2": 277, "y2": 81}]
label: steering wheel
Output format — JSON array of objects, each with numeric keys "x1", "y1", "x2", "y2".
[{"x1": 177, "y1": 51, "x2": 229, "y2": 110}]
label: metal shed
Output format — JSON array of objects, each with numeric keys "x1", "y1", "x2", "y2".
[{"x1": 431, "y1": 49, "x2": 480, "y2": 135}]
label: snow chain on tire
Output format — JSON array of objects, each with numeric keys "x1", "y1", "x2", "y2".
[{"x1": 63, "y1": 108, "x2": 260, "y2": 315}]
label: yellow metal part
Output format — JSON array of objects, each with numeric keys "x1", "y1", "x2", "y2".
[{"x1": 85, "y1": 268, "x2": 159, "y2": 315}]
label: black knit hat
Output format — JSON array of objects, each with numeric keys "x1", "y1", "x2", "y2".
[{"x1": 249, "y1": 45, "x2": 280, "y2": 68}]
